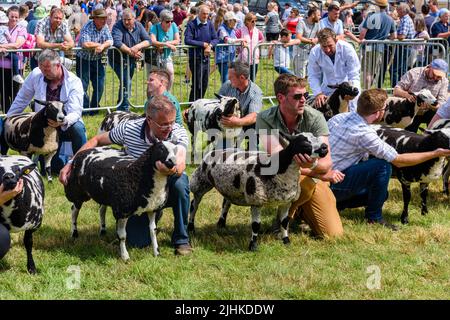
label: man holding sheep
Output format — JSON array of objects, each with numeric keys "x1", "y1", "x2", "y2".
[{"x1": 59, "y1": 96, "x2": 193, "y2": 256}]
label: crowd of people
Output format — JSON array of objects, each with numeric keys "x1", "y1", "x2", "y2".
[{"x1": 1, "y1": 0, "x2": 450, "y2": 259}]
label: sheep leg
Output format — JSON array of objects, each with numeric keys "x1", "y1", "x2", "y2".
[
  {"x1": 217, "y1": 198, "x2": 231, "y2": 228},
  {"x1": 71, "y1": 203, "x2": 82, "y2": 238},
  {"x1": 443, "y1": 160, "x2": 450, "y2": 195},
  {"x1": 24, "y1": 229, "x2": 37, "y2": 275},
  {"x1": 188, "y1": 174, "x2": 213, "y2": 233},
  {"x1": 116, "y1": 218, "x2": 130, "y2": 261},
  {"x1": 249, "y1": 206, "x2": 261, "y2": 251},
  {"x1": 420, "y1": 183, "x2": 428, "y2": 216},
  {"x1": 401, "y1": 183, "x2": 411, "y2": 224},
  {"x1": 277, "y1": 204, "x2": 290, "y2": 245},
  {"x1": 147, "y1": 211, "x2": 159, "y2": 257},
  {"x1": 44, "y1": 151, "x2": 57, "y2": 183},
  {"x1": 99, "y1": 205, "x2": 107, "y2": 236}
]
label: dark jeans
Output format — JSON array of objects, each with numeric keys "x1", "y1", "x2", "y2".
[
  {"x1": 330, "y1": 158, "x2": 392, "y2": 221},
  {"x1": 274, "y1": 66, "x2": 294, "y2": 75},
  {"x1": 9, "y1": 52, "x2": 20, "y2": 76},
  {"x1": 217, "y1": 61, "x2": 229, "y2": 84},
  {"x1": 30, "y1": 56, "x2": 38, "y2": 70},
  {"x1": 109, "y1": 56, "x2": 136, "y2": 111},
  {"x1": 51, "y1": 121, "x2": 87, "y2": 173},
  {"x1": 189, "y1": 58, "x2": 209, "y2": 102},
  {"x1": 391, "y1": 47, "x2": 409, "y2": 87},
  {"x1": 0, "y1": 223, "x2": 10, "y2": 259},
  {"x1": 250, "y1": 64, "x2": 258, "y2": 82},
  {"x1": 126, "y1": 173, "x2": 190, "y2": 248},
  {"x1": 76, "y1": 56, "x2": 105, "y2": 113},
  {"x1": 0, "y1": 67, "x2": 20, "y2": 114}
]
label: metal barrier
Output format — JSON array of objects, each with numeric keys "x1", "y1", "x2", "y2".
[{"x1": 360, "y1": 40, "x2": 447, "y2": 90}]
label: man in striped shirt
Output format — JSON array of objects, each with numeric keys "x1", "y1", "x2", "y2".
[
  {"x1": 328, "y1": 89, "x2": 450, "y2": 230},
  {"x1": 59, "y1": 96, "x2": 193, "y2": 256}
]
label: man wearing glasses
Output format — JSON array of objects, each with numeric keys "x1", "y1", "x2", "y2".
[
  {"x1": 256, "y1": 74, "x2": 344, "y2": 239},
  {"x1": 328, "y1": 89, "x2": 450, "y2": 231},
  {"x1": 393, "y1": 59, "x2": 449, "y2": 133},
  {"x1": 59, "y1": 96, "x2": 193, "y2": 256}
]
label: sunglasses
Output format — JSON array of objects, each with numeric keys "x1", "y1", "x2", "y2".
[
  {"x1": 291, "y1": 92, "x2": 309, "y2": 100},
  {"x1": 250, "y1": 20, "x2": 256, "y2": 23},
  {"x1": 164, "y1": 20, "x2": 173, "y2": 23}
]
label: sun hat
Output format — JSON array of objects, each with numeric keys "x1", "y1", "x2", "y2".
[
  {"x1": 372, "y1": 0, "x2": 388, "y2": 7},
  {"x1": 90, "y1": 8, "x2": 107, "y2": 19},
  {"x1": 224, "y1": 11, "x2": 237, "y2": 21},
  {"x1": 33, "y1": 6, "x2": 47, "y2": 20}
]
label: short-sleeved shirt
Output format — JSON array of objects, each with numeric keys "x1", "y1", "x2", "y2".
[
  {"x1": 144, "y1": 91, "x2": 183, "y2": 126},
  {"x1": 77, "y1": 20, "x2": 113, "y2": 60},
  {"x1": 150, "y1": 22, "x2": 179, "y2": 59},
  {"x1": 266, "y1": 11, "x2": 281, "y2": 33},
  {"x1": 0, "y1": 24, "x2": 27, "y2": 69},
  {"x1": 361, "y1": 11, "x2": 396, "y2": 40},
  {"x1": 319, "y1": 17, "x2": 344, "y2": 35},
  {"x1": 437, "y1": 98, "x2": 450, "y2": 119},
  {"x1": 397, "y1": 14, "x2": 415, "y2": 39},
  {"x1": 256, "y1": 105, "x2": 329, "y2": 147},
  {"x1": 295, "y1": 19, "x2": 319, "y2": 53},
  {"x1": 328, "y1": 112, "x2": 398, "y2": 172},
  {"x1": 395, "y1": 67, "x2": 448, "y2": 107},
  {"x1": 35, "y1": 17, "x2": 71, "y2": 44},
  {"x1": 219, "y1": 80, "x2": 263, "y2": 117}
]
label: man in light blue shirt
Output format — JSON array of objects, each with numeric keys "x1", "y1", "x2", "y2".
[{"x1": 319, "y1": 2, "x2": 344, "y2": 39}]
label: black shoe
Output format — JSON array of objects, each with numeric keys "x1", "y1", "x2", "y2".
[
  {"x1": 367, "y1": 219, "x2": 399, "y2": 231},
  {"x1": 174, "y1": 244, "x2": 193, "y2": 256}
]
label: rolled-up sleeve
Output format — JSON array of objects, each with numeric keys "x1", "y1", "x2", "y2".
[{"x1": 361, "y1": 131, "x2": 398, "y2": 162}]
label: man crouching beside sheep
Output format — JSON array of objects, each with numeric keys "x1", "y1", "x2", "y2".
[
  {"x1": 59, "y1": 96, "x2": 193, "y2": 256},
  {"x1": 256, "y1": 74, "x2": 345, "y2": 238}
]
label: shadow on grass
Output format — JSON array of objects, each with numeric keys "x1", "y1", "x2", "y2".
[{"x1": 0, "y1": 259, "x2": 11, "y2": 273}]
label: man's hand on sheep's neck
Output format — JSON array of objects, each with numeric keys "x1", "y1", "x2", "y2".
[
  {"x1": 48, "y1": 119, "x2": 63, "y2": 128},
  {"x1": 156, "y1": 161, "x2": 177, "y2": 176}
]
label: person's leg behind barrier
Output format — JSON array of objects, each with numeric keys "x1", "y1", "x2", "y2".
[
  {"x1": 76, "y1": 56, "x2": 90, "y2": 110},
  {"x1": 90, "y1": 59, "x2": 105, "y2": 112}
]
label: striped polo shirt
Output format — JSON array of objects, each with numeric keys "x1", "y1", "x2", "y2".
[{"x1": 109, "y1": 118, "x2": 188, "y2": 159}]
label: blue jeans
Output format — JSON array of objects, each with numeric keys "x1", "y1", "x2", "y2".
[
  {"x1": 330, "y1": 158, "x2": 392, "y2": 221},
  {"x1": 126, "y1": 173, "x2": 190, "y2": 248},
  {"x1": 9, "y1": 52, "x2": 20, "y2": 76},
  {"x1": 110, "y1": 56, "x2": 136, "y2": 111},
  {"x1": 217, "y1": 62, "x2": 229, "y2": 84},
  {"x1": 76, "y1": 56, "x2": 105, "y2": 113},
  {"x1": 51, "y1": 121, "x2": 87, "y2": 173},
  {"x1": 274, "y1": 66, "x2": 294, "y2": 75}
]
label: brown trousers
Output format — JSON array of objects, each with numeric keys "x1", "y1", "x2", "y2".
[{"x1": 289, "y1": 176, "x2": 344, "y2": 238}]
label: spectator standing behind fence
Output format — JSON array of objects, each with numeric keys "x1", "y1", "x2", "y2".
[
  {"x1": 18, "y1": 5, "x2": 29, "y2": 29},
  {"x1": 76, "y1": 9, "x2": 113, "y2": 116},
  {"x1": 149, "y1": 10, "x2": 179, "y2": 85},
  {"x1": 235, "y1": 12, "x2": 264, "y2": 82},
  {"x1": 273, "y1": 29, "x2": 293, "y2": 75},
  {"x1": 393, "y1": 59, "x2": 449, "y2": 132},
  {"x1": 289, "y1": 6, "x2": 320, "y2": 78},
  {"x1": 422, "y1": 4, "x2": 434, "y2": 34},
  {"x1": 233, "y1": 3, "x2": 245, "y2": 29},
  {"x1": 0, "y1": 11, "x2": 24, "y2": 85},
  {"x1": 25, "y1": 1, "x2": 34, "y2": 22},
  {"x1": 281, "y1": 3, "x2": 292, "y2": 24},
  {"x1": 328, "y1": 89, "x2": 450, "y2": 231},
  {"x1": 172, "y1": 2, "x2": 187, "y2": 27},
  {"x1": 0, "y1": 6, "x2": 27, "y2": 114},
  {"x1": 184, "y1": 4, "x2": 218, "y2": 102},
  {"x1": 216, "y1": 11, "x2": 245, "y2": 84},
  {"x1": 409, "y1": 16, "x2": 430, "y2": 68},
  {"x1": 104, "y1": 0, "x2": 117, "y2": 31},
  {"x1": 308, "y1": 28, "x2": 360, "y2": 112},
  {"x1": 218, "y1": 61, "x2": 263, "y2": 150},
  {"x1": 108, "y1": 8, "x2": 151, "y2": 111},
  {"x1": 7, "y1": 49, "x2": 87, "y2": 173},
  {"x1": 319, "y1": 1, "x2": 345, "y2": 40},
  {"x1": 265, "y1": 2, "x2": 282, "y2": 60},
  {"x1": 431, "y1": 8, "x2": 450, "y2": 44},
  {"x1": 428, "y1": 0, "x2": 440, "y2": 18},
  {"x1": 68, "y1": 4, "x2": 89, "y2": 33},
  {"x1": 359, "y1": 0, "x2": 396, "y2": 88},
  {"x1": 391, "y1": 3, "x2": 415, "y2": 87}
]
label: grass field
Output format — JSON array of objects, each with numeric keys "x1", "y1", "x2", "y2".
[{"x1": 0, "y1": 108, "x2": 449, "y2": 300}]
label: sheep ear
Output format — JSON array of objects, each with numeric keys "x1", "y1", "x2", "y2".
[
  {"x1": 424, "y1": 129, "x2": 436, "y2": 135},
  {"x1": 214, "y1": 93, "x2": 223, "y2": 100},
  {"x1": 34, "y1": 99, "x2": 48, "y2": 106},
  {"x1": 18, "y1": 163, "x2": 37, "y2": 178}
]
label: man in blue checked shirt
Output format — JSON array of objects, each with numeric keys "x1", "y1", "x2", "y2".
[{"x1": 76, "y1": 8, "x2": 113, "y2": 115}]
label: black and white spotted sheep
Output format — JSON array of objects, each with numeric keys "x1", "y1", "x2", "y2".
[
  {"x1": 98, "y1": 111, "x2": 144, "y2": 133},
  {"x1": 189, "y1": 133, "x2": 329, "y2": 251},
  {"x1": 183, "y1": 94, "x2": 241, "y2": 146},
  {"x1": 0, "y1": 155, "x2": 44, "y2": 274},
  {"x1": 310, "y1": 82, "x2": 359, "y2": 121},
  {"x1": 2, "y1": 100, "x2": 66, "y2": 182},
  {"x1": 382, "y1": 89, "x2": 438, "y2": 128},
  {"x1": 374, "y1": 124, "x2": 450, "y2": 224},
  {"x1": 64, "y1": 142, "x2": 177, "y2": 261}
]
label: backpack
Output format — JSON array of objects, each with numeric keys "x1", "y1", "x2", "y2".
[{"x1": 22, "y1": 33, "x2": 36, "y2": 58}]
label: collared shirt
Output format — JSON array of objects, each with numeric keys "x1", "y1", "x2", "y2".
[
  {"x1": 77, "y1": 20, "x2": 113, "y2": 60},
  {"x1": 328, "y1": 112, "x2": 398, "y2": 172},
  {"x1": 308, "y1": 40, "x2": 361, "y2": 111},
  {"x1": 109, "y1": 118, "x2": 188, "y2": 159},
  {"x1": 45, "y1": 77, "x2": 63, "y2": 102},
  {"x1": 319, "y1": 17, "x2": 344, "y2": 35},
  {"x1": 431, "y1": 21, "x2": 450, "y2": 43},
  {"x1": 35, "y1": 16, "x2": 71, "y2": 44},
  {"x1": 361, "y1": 11, "x2": 396, "y2": 40},
  {"x1": 256, "y1": 105, "x2": 329, "y2": 148},
  {"x1": 7, "y1": 66, "x2": 84, "y2": 131},
  {"x1": 395, "y1": 67, "x2": 448, "y2": 106},
  {"x1": 219, "y1": 80, "x2": 263, "y2": 117},
  {"x1": 437, "y1": 98, "x2": 450, "y2": 119},
  {"x1": 397, "y1": 14, "x2": 415, "y2": 39}
]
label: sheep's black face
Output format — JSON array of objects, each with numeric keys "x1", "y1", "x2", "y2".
[
  {"x1": 45, "y1": 102, "x2": 66, "y2": 123},
  {"x1": 289, "y1": 133, "x2": 328, "y2": 158},
  {"x1": 222, "y1": 98, "x2": 239, "y2": 117},
  {"x1": 1, "y1": 163, "x2": 36, "y2": 191},
  {"x1": 152, "y1": 141, "x2": 177, "y2": 169},
  {"x1": 329, "y1": 82, "x2": 359, "y2": 98}
]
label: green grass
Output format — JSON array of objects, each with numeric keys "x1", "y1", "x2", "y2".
[{"x1": 0, "y1": 112, "x2": 449, "y2": 300}]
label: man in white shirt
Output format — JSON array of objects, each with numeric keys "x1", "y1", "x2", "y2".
[{"x1": 308, "y1": 27, "x2": 360, "y2": 111}]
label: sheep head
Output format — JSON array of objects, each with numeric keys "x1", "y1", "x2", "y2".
[
  {"x1": 1, "y1": 163, "x2": 36, "y2": 191},
  {"x1": 413, "y1": 89, "x2": 438, "y2": 108},
  {"x1": 328, "y1": 82, "x2": 359, "y2": 100},
  {"x1": 149, "y1": 141, "x2": 178, "y2": 170},
  {"x1": 285, "y1": 132, "x2": 328, "y2": 158},
  {"x1": 34, "y1": 99, "x2": 66, "y2": 123}
]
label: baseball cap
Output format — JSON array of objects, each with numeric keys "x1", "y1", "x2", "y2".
[{"x1": 430, "y1": 59, "x2": 448, "y2": 78}]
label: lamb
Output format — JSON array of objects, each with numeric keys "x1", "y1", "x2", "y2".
[
  {"x1": 311, "y1": 82, "x2": 359, "y2": 120},
  {"x1": 98, "y1": 111, "x2": 143, "y2": 133},
  {"x1": 183, "y1": 94, "x2": 241, "y2": 149},
  {"x1": 2, "y1": 99, "x2": 66, "y2": 182},
  {"x1": 189, "y1": 133, "x2": 328, "y2": 251},
  {"x1": 381, "y1": 89, "x2": 437, "y2": 128},
  {"x1": 374, "y1": 125, "x2": 450, "y2": 224},
  {"x1": 64, "y1": 142, "x2": 177, "y2": 261},
  {"x1": 0, "y1": 155, "x2": 44, "y2": 274}
]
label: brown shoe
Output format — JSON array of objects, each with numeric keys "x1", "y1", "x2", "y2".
[{"x1": 175, "y1": 244, "x2": 193, "y2": 256}]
